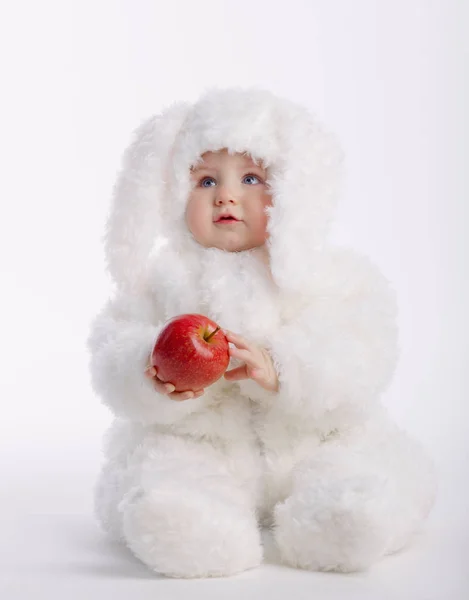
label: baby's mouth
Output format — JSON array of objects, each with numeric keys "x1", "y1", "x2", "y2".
[{"x1": 215, "y1": 216, "x2": 241, "y2": 223}]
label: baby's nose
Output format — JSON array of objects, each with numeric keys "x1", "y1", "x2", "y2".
[
  {"x1": 215, "y1": 187, "x2": 237, "y2": 205},
  {"x1": 215, "y1": 197, "x2": 235, "y2": 206}
]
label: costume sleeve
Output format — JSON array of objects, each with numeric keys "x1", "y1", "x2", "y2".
[
  {"x1": 238, "y1": 250, "x2": 400, "y2": 420},
  {"x1": 86, "y1": 289, "x2": 212, "y2": 425}
]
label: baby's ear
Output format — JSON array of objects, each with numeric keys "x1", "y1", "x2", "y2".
[{"x1": 105, "y1": 103, "x2": 191, "y2": 292}]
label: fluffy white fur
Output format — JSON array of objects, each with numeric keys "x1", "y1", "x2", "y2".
[{"x1": 87, "y1": 86, "x2": 437, "y2": 578}]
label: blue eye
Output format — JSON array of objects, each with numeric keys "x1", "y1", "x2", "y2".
[
  {"x1": 200, "y1": 177, "x2": 216, "y2": 187},
  {"x1": 243, "y1": 174, "x2": 260, "y2": 185},
  {"x1": 199, "y1": 174, "x2": 262, "y2": 187}
]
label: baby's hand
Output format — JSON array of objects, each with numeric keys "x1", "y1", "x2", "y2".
[
  {"x1": 144, "y1": 361, "x2": 205, "y2": 401},
  {"x1": 223, "y1": 331, "x2": 279, "y2": 393}
]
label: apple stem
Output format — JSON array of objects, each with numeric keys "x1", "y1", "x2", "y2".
[{"x1": 205, "y1": 326, "x2": 220, "y2": 343}]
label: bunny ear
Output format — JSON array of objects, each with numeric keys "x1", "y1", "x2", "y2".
[
  {"x1": 103, "y1": 102, "x2": 191, "y2": 292},
  {"x1": 266, "y1": 110, "x2": 344, "y2": 294}
]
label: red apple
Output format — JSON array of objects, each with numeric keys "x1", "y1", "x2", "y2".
[{"x1": 151, "y1": 314, "x2": 230, "y2": 392}]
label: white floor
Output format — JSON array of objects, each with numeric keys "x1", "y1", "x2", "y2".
[
  {"x1": 1, "y1": 436, "x2": 468, "y2": 600},
  {"x1": 0, "y1": 514, "x2": 467, "y2": 600}
]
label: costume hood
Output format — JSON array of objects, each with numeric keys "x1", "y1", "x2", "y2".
[{"x1": 104, "y1": 87, "x2": 344, "y2": 299}]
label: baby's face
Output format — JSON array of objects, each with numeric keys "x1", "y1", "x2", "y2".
[{"x1": 185, "y1": 149, "x2": 272, "y2": 252}]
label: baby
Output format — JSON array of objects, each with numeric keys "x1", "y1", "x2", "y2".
[
  {"x1": 87, "y1": 87, "x2": 437, "y2": 579},
  {"x1": 145, "y1": 148, "x2": 279, "y2": 401}
]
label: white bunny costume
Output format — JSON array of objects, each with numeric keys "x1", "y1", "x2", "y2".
[{"x1": 87, "y1": 87, "x2": 437, "y2": 578}]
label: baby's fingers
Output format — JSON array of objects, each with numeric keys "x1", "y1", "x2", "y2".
[
  {"x1": 144, "y1": 365, "x2": 156, "y2": 378},
  {"x1": 169, "y1": 389, "x2": 205, "y2": 401},
  {"x1": 152, "y1": 378, "x2": 176, "y2": 395},
  {"x1": 169, "y1": 390, "x2": 195, "y2": 401},
  {"x1": 144, "y1": 365, "x2": 204, "y2": 400},
  {"x1": 158, "y1": 381, "x2": 177, "y2": 395},
  {"x1": 144, "y1": 367, "x2": 176, "y2": 395}
]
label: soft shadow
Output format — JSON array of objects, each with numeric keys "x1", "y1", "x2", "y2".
[
  {"x1": 48, "y1": 514, "x2": 166, "y2": 579},
  {"x1": 261, "y1": 527, "x2": 283, "y2": 566}
]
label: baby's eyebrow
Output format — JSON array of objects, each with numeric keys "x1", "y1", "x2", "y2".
[
  {"x1": 190, "y1": 162, "x2": 215, "y2": 173},
  {"x1": 191, "y1": 164, "x2": 213, "y2": 172},
  {"x1": 243, "y1": 159, "x2": 266, "y2": 172}
]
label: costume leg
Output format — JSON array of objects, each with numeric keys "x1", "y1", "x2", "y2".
[
  {"x1": 115, "y1": 435, "x2": 263, "y2": 578},
  {"x1": 272, "y1": 423, "x2": 437, "y2": 573}
]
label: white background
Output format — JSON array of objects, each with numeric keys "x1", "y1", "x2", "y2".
[{"x1": 0, "y1": 0, "x2": 467, "y2": 598}]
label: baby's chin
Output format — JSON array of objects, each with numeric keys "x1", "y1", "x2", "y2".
[
  {"x1": 205, "y1": 238, "x2": 261, "y2": 253},
  {"x1": 212, "y1": 232, "x2": 264, "y2": 253},
  {"x1": 189, "y1": 224, "x2": 266, "y2": 252}
]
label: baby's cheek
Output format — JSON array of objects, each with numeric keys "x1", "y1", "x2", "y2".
[
  {"x1": 184, "y1": 205, "x2": 197, "y2": 238},
  {"x1": 185, "y1": 199, "x2": 213, "y2": 246},
  {"x1": 256, "y1": 206, "x2": 270, "y2": 240}
]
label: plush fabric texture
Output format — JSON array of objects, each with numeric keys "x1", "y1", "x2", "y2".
[{"x1": 87, "y1": 86, "x2": 437, "y2": 578}]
